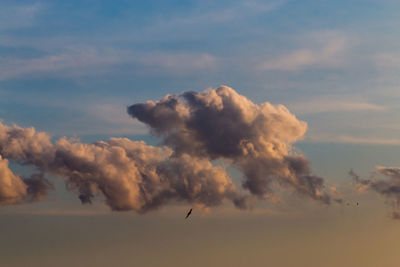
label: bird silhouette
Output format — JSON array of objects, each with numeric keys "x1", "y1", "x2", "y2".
[{"x1": 185, "y1": 208, "x2": 193, "y2": 219}]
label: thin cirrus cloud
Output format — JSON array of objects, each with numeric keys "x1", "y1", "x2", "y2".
[
  {"x1": 259, "y1": 33, "x2": 349, "y2": 71},
  {"x1": 79, "y1": 102, "x2": 148, "y2": 135},
  {"x1": 306, "y1": 135, "x2": 400, "y2": 146},
  {"x1": 0, "y1": 47, "x2": 124, "y2": 80},
  {"x1": 287, "y1": 98, "x2": 387, "y2": 115},
  {"x1": 0, "y1": 2, "x2": 41, "y2": 31},
  {"x1": 165, "y1": 0, "x2": 284, "y2": 25},
  {"x1": 35, "y1": 100, "x2": 149, "y2": 136},
  {"x1": 0, "y1": 47, "x2": 217, "y2": 80},
  {"x1": 135, "y1": 52, "x2": 217, "y2": 74},
  {"x1": 374, "y1": 52, "x2": 400, "y2": 70}
]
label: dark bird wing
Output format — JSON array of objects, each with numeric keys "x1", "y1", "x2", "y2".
[{"x1": 185, "y1": 208, "x2": 192, "y2": 219}]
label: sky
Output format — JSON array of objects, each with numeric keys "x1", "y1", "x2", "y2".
[{"x1": 1, "y1": 0, "x2": 400, "y2": 266}]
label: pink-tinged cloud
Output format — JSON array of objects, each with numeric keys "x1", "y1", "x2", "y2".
[
  {"x1": 0, "y1": 121, "x2": 245, "y2": 212},
  {"x1": 0, "y1": 155, "x2": 50, "y2": 205},
  {"x1": 128, "y1": 86, "x2": 332, "y2": 204},
  {"x1": 0, "y1": 86, "x2": 335, "y2": 212}
]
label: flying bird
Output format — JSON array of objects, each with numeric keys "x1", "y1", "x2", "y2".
[{"x1": 185, "y1": 208, "x2": 193, "y2": 219}]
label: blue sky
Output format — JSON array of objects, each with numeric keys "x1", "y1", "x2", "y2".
[
  {"x1": 1, "y1": 0, "x2": 400, "y2": 199},
  {"x1": 1, "y1": 0, "x2": 400, "y2": 146},
  {"x1": 2, "y1": 1, "x2": 400, "y2": 266}
]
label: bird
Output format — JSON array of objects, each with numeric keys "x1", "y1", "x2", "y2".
[{"x1": 185, "y1": 208, "x2": 193, "y2": 219}]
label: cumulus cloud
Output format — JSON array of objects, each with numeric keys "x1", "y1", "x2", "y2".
[
  {"x1": 0, "y1": 121, "x2": 245, "y2": 212},
  {"x1": 0, "y1": 155, "x2": 50, "y2": 205},
  {"x1": 0, "y1": 86, "x2": 334, "y2": 212},
  {"x1": 128, "y1": 86, "x2": 332, "y2": 204},
  {"x1": 0, "y1": 155, "x2": 28, "y2": 205}
]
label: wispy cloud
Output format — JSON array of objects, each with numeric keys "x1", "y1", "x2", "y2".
[
  {"x1": 30, "y1": 98, "x2": 148, "y2": 136},
  {"x1": 80, "y1": 102, "x2": 147, "y2": 135},
  {"x1": 305, "y1": 135, "x2": 400, "y2": 146},
  {"x1": 0, "y1": 2, "x2": 41, "y2": 31},
  {"x1": 259, "y1": 32, "x2": 349, "y2": 71},
  {"x1": 136, "y1": 52, "x2": 217, "y2": 74},
  {"x1": 154, "y1": 0, "x2": 284, "y2": 26},
  {"x1": 375, "y1": 52, "x2": 400, "y2": 68},
  {"x1": 287, "y1": 98, "x2": 387, "y2": 115},
  {"x1": 0, "y1": 47, "x2": 217, "y2": 80},
  {"x1": 0, "y1": 47, "x2": 123, "y2": 80}
]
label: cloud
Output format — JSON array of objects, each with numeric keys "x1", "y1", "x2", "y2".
[
  {"x1": 306, "y1": 135, "x2": 400, "y2": 146},
  {"x1": 0, "y1": 155, "x2": 28, "y2": 205},
  {"x1": 351, "y1": 168, "x2": 400, "y2": 219},
  {"x1": 0, "y1": 86, "x2": 334, "y2": 213},
  {"x1": 373, "y1": 51, "x2": 400, "y2": 83},
  {"x1": 152, "y1": 0, "x2": 284, "y2": 27},
  {"x1": 0, "y1": 121, "x2": 245, "y2": 212},
  {"x1": 349, "y1": 169, "x2": 371, "y2": 194},
  {"x1": 128, "y1": 86, "x2": 332, "y2": 204},
  {"x1": 76, "y1": 102, "x2": 148, "y2": 135},
  {"x1": 0, "y1": 47, "x2": 124, "y2": 80},
  {"x1": 0, "y1": 155, "x2": 51, "y2": 205},
  {"x1": 0, "y1": 2, "x2": 41, "y2": 31},
  {"x1": 259, "y1": 32, "x2": 348, "y2": 71},
  {"x1": 288, "y1": 98, "x2": 387, "y2": 115},
  {"x1": 374, "y1": 52, "x2": 400, "y2": 70},
  {"x1": 135, "y1": 52, "x2": 217, "y2": 75},
  {"x1": 330, "y1": 186, "x2": 344, "y2": 203},
  {"x1": 0, "y1": 47, "x2": 217, "y2": 80}
]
